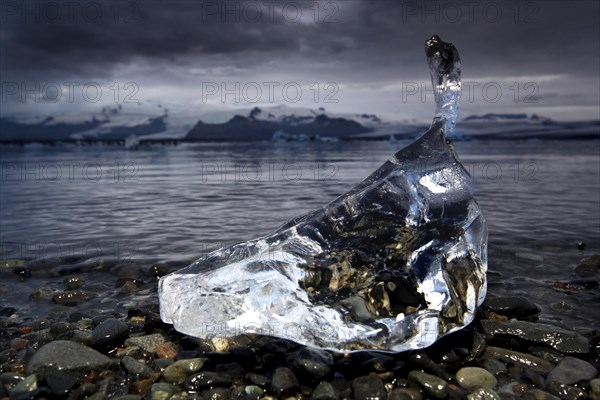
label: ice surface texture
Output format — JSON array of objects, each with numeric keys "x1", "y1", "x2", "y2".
[{"x1": 159, "y1": 35, "x2": 488, "y2": 352}]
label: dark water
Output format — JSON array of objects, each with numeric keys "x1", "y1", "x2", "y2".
[{"x1": 1, "y1": 139, "x2": 599, "y2": 330}]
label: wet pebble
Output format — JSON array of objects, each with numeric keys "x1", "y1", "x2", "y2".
[
  {"x1": 480, "y1": 320, "x2": 589, "y2": 353},
  {"x1": 125, "y1": 333, "x2": 165, "y2": 353},
  {"x1": 149, "y1": 382, "x2": 175, "y2": 400},
  {"x1": 121, "y1": 356, "x2": 153, "y2": 377},
  {"x1": 309, "y1": 381, "x2": 336, "y2": 400},
  {"x1": 10, "y1": 373, "x2": 37, "y2": 397},
  {"x1": 574, "y1": 254, "x2": 600, "y2": 277},
  {"x1": 546, "y1": 356, "x2": 598, "y2": 385},
  {"x1": 43, "y1": 372, "x2": 78, "y2": 396},
  {"x1": 292, "y1": 347, "x2": 333, "y2": 380},
  {"x1": 352, "y1": 373, "x2": 386, "y2": 400},
  {"x1": 271, "y1": 367, "x2": 299, "y2": 396},
  {"x1": 245, "y1": 384, "x2": 265, "y2": 400},
  {"x1": 456, "y1": 367, "x2": 498, "y2": 390},
  {"x1": 155, "y1": 341, "x2": 178, "y2": 359},
  {"x1": 52, "y1": 290, "x2": 91, "y2": 306},
  {"x1": 185, "y1": 371, "x2": 232, "y2": 391},
  {"x1": 521, "y1": 389, "x2": 561, "y2": 400},
  {"x1": 466, "y1": 387, "x2": 501, "y2": 400},
  {"x1": 389, "y1": 387, "x2": 423, "y2": 400},
  {"x1": 484, "y1": 346, "x2": 555, "y2": 374},
  {"x1": 546, "y1": 381, "x2": 588, "y2": 399},
  {"x1": 481, "y1": 296, "x2": 541, "y2": 320},
  {"x1": 162, "y1": 358, "x2": 204, "y2": 383},
  {"x1": 27, "y1": 340, "x2": 113, "y2": 378},
  {"x1": 408, "y1": 370, "x2": 448, "y2": 399},
  {"x1": 92, "y1": 318, "x2": 129, "y2": 349}
]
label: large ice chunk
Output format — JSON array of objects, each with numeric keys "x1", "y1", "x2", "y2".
[{"x1": 159, "y1": 35, "x2": 487, "y2": 352}]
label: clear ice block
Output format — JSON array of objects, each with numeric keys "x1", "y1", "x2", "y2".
[{"x1": 159, "y1": 35, "x2": 488, "y2": 352}]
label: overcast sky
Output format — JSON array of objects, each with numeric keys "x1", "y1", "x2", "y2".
[{"x1": 1, "y1": 0, "x2": 599, "y2": 122}]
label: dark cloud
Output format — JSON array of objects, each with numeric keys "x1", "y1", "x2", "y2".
[{"x1": 1, "y1": 0, "x2": 598, "y2": 119}]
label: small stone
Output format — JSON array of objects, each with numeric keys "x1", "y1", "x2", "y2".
[
  {"x1": 130, "y1": 378, "x2": 155, "y2": 395},
  {"x1": 27, "y1": 340, "x2": 113, "y2": 378},
  {"x1": 122, "y1": 356, "x2": 153, "y2": 377},
  {"x1": 44, "y1": 372, "x2": 78, "y2": 396},
  {"x1": 245, "y1": 373, "x2": 269, "y2": 386},
  {"x1": 481, "y1": 297, "x2": 541, "y2": 320},
  {"x1": 245, "y1": 385, "x2": 265, "y2": 400},
  {"x1": 271, "y1": 367, "x2": 299, "y2": 396},
  {"x1": 310, "y1": 381, "x2": 337, "y2": 400},
  {"x1": 483, "y1": 346, "x2": 554, "y2": 374},
  {"x1": 340, "y1": 296, "x2": 374, "y2": 322},
  {"x1": 125, "y1": 333, "x2": 165, "y2": 353},
  {"x1": 466, "y1": 388, "x2": 501, "y2": 400},
  {"x1": 10, "y1": 374, "x2": 37, "y2": 396},
  {"x1": 185, "y1": 371, "x2": 232, "y2": 391},
  {"x1": 389, "y1": 387, "x2": 423, "y2": 400},
  {"x1": 292, "y1": 347, "x2": 333, "y2": 380},
  {"x1": 353, "y1": 373, "x2": 386, "y2": 400},
  {"x1": 589, "y1": 379, "x2": 600, "y2": 400},
  {"x1": 10, "y1": 338, "x2": 29, "y2": 351},
  {"x1": 163, "y1": 358, "x2": 205, "y2": 383},
  {"x1": 63, "y1": 276, "x2": 83, "y2": 290},
  {"x1": 92, "y1": 318, "x2": 129, "y2": 349},
  {"x1": 150, "y1": 382, "x2": 175, "y2": 400},
  {"x1": 521, "y1": 389, "x2": 561, "y2": 400},
  {"x1": 211, "y1": 337, "x2": 230, "y2": 352},
  {"x1": 575, "y1": 254, "x2": 600, "y2": 277},
  {"x1": 480, "y1": 320, "x2": 589, "y2": 353},
  {"x1": 52, "y1": 290, "x2": 90, "y2": 306},
  {"x1": 546, "y1": 381, "x2": 587, "y2": 400},
  {"x1": 156, "y1": 342, "x2": 178, "y2": 359},
  {"x1": 409, "y1": 370, "x2": 448, "y2": 399},
  {"x1": 456, "y1": 367, "x2": 497, "y2": 390},
  {"x1": 546, "y1": 356, "x2": 598, "y2": 385}
]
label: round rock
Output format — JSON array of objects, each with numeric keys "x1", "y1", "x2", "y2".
[
  {"x1": 456, "y1": 367, "x2": 498, "y2": 390},
  {"x1": 27, "y1": 340, "x2": 113, "y2": 378},
  {"x1": 546, "y1": 356, "x2": 598, "y2": 385}
]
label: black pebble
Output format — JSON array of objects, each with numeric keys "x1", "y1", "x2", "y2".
[
  {"x1": 577, "y1": 241, "x2": 586, "y2": 250},
  {"x1": 44, "y1": 373, "x2": 79, "y2": 396},
  {"x1": 13, "y1": 265, "x2": 31, "y2": 279},
  {"x1": 91, "y1": 318, "x2": 129, "y2": 349}
]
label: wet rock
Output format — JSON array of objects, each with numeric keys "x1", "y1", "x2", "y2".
[
  {"x1": 92, "y1": 318, "x2": 129, "y2": 349},
  {"x1": 529, "y1": 346, "x2": 564, "y2": 364},
  {"x1": 52, "y1": 290, "x2": 91, "y2": 306},
  {"x1": 546, "y1": 381, "x2": 587, "y2": 399},
  {"x1": 483, "y1": 346, "x2": 553, "y2": 374},
  {"x1": 353, "y1": 373, "x2": 386, "y2": 400},
  {"x1": 43, "y1": 372, "x2": 78, "y2": 396},
  {"x1": 245, "y1": 373, "x2": 268, "y2": 386},
  {"x1": 480, "y1": 320, "x2": 589, "y2": 353},
  {"x1": 121, "y1": 356, "x2": 153, "y2": 377},
  {"x1": 553, "y1": 279, "x2": 599, "y2": 294},
  {"x1": 521, "y1": 389, "x2": 561, "y2": 400},
  {"x1": 481, "y1": 297, "x2": 541, "y2": 320},
  {"x1": 49, "y1": 322, "x2": 75, "y2": 337},
  {"x1": 150, "y1": 382, "x2": 175, "y2": 400},
  {"x1": 63, "y1": 276, "x2": 83, "y2": 290},
  {"x1": 456, "y1": 367, "x2": 497, "y2": 390},
  {"x1": 245, "y1": 385, "x2": 265, "y2": 400},
  {"x1": 546, "y1": 356, "x2": 598, "y2": 385},
  {"x1": 185, "y1": 371, "x2": 232, "y2": 391},
  {"x1": 271, "y1": 367, "x2": 299, "y2": 396},
  {"x1": 125, "y1": 333, "x2": 165, "y2": 353},
  {"x1": 10, "y1": 338, "x2": 29, "y2": 351},
  {"x1": 389, "y1": 388, "x2": 423, "y2": 400},
  {"x1": 466, "y1": 388, "x2": 501, "y2": 400},
  {"x1": 162, "y1": 358, "x2": 204, "y2": 383},
  {"x1": 292, "y1": 347, "x2": 333, "y2": 380},
  {"x1": 408, "y1": 370, "x2": 448, "y2": 399},
  {"x1": 310, "y1": 381, "x2": 337, "y2": 400},
  {"x1": 13, "y1": 265, "x2": 32, "y2": 280},
  {"x1": 155, "y1": 342, "x2": 178, "y2": 359},
  {"x1": 591, "y1": 378, "x2": 600, "y2": 400},
  {"x1": 471, "y1": 332, "x2": 486, "y2": 358},
  {"x1": 27, "y1": 340, "x2": 113, "y2": 378},
  {"x1": 340, "y1": 296, "x2": 374, "y2": 322},
  {"x1": 0, "y1": 372, "x2": 25, "y2": 385},
  {"x1": 10, "y1": 374, "x2": 37, "y2": 397},
  {"x1": 575, "y1": 255, "x2": 600, "y2": 277}
]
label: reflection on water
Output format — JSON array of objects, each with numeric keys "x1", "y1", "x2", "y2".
[{"x1": 1, "y1": 139, "x2": 599, "y2": 327}]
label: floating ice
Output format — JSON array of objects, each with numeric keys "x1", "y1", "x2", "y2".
[{"x1": 159, "y1": 35, "x2": 488, "y2": 352}]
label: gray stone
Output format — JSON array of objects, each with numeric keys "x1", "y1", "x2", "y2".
[
  {"x1": 185, "y1": 371, "x2": 231, "y2": 391},
  {"x1": 150, "y1": 382, "x2": 175, "y2": 400},
  {"x1": 125, "y1": 333, "x2": 165, "y2": 353},
  {"x1": 456, "y1": 367, "x2": 497, "y2": 390},
  {"x1": 466, "y1": 388, "x2": 501, "y2": 400},
  {"x1": 409, "y1": 370, "x2": 448, "y2": 399},
  {"x1": 310, "y1": 381, "x2": 337, "y2": 400},
  {"x1": 521, "y1": 389, "x2": 561, "y2": 400},
  {"x1": 481, "y1": 359, "x2": 507, "y2": 376},
  {"x1": 547, "y1": 381, "x2": 587, "y2": 400},
  {"x1": 483, "y1": 346, "x2": 554, "y2": 374},
  {"x1": 162, "y1": 358, "x2": 204, "y2": 383},
  {"x1": 10, "y1": 374, "x2": 37, "y2": 396},
  {"x1": 353, "y1": 374, "x2": 386, "y2": 400},
  {"x1": 389, "y1": 388, "x2": 423, "y2": 400},
  {"x1": 27, "y1": 340, "x2": 113, "y2": 378},
  {"x1": 480, "y1": 320, "x2": 589, "y2": 353},
  {"x1": 271, "y1": 367, "x2": 299, "y2": 396},
  {"x1": 546, "y1": 356, "x2": 598, "y2": 385},
  {"x1": 92, "y1": 318, "x2": 129, "y2": 348},
  {"x1": 121, "y1": 356, "x2": 153, "y2": 377},
  {"x1": 481, "y1": 296, "x2": 541, "y2": 320},
  {"x1": 591, "y1": 378, "x2": 600, "y2": 400},
  {"x1": 340, "y1": 296, "x2": 374, "y2": 322},
  {"x1": 292, "y1": 347, "x2": 333, "y2": 380}
]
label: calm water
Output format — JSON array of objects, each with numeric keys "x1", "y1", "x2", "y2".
[{"x1": 1, "y1": 139, "x2": 599, "y2": 329}]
